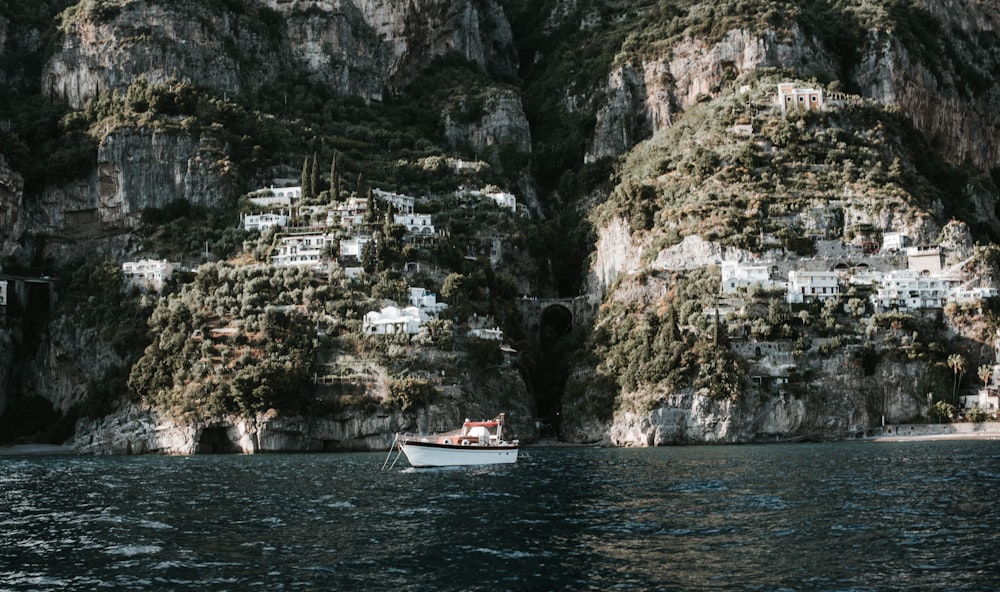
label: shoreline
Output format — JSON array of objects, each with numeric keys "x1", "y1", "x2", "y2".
[
  {"x1": 863, "y1": 422, "x2": 1000, "y2": 443},
  {"x1": 0, "y1": 444, "x2": 74, "y2": 456}
]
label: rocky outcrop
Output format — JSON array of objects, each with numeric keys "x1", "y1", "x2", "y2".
[
  {"x1": 44, "y1": 0, "x2": 516, "y2": 108},
  {"x1": 74, "y1": 396, "x2": 538, "y2": 455},
  {"x1": 443, "y1": 89, "x2": 531, "y2": 164},
  {"x1": 605, "y1": 355, "x2": 929, "y2": 447}
]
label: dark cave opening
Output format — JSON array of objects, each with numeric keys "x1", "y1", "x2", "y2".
[{"x1": 532, "y1": 304, "x2": 573, "y2": 438}]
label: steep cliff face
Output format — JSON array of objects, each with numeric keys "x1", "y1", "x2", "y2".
[
  {"x1": 25, "y1": 128, "x2": 233, "y2": 263},
  {"x1": 588, "y1": 26, "x2": 838, "y2": 161},
  {"x1": 44, "y1": 0, "x2": 516, "y2": 108},
  {"x1": 578, "y1": 353, "x2": 928, "y2": 447},
  {"x1": 0, "y1": 155, "x2": 26, "y2": 263}
]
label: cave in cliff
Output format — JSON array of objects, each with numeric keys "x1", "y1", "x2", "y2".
[{"x1": 531, "y1": 304, "x2": 574, "y2": 438}]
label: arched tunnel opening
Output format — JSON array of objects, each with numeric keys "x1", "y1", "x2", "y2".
[{"x1": 531, "y1": 304, "x2": 574, "y2": 439}]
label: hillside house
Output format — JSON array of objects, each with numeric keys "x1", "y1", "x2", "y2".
[
  {"x1": 394, "y1": 213, "x2": 434, "y2": 235},
  {"x1": 339, "y1": 236, "x2": 371, "y2": 259},
  {"x1": 870, "y1": 270, "x2": 951, "y2": 312},
  {"x1": 243, "y1": 213, "x2": 288, "y2": 232},
  {"x1": 777, "y1": 83, "x2": 824, "y2": 115},
  {"x1": 271, "y1": 233, "x2": 331, "y2": 269},
  {"x1": 469, "y1": 327, "x2": 504, "y2": 340},
  {"x1": 721, "y1": 263, "x2": 784, "y2": 294},
  {"x1": 249, "y1": 185, "x2": 302, "y2": 208},
  {"x1": 882, "y1": 232, "x2": 907, "y2": 252},
  {"x1": 460, "y1": 187, "x2": 518, "y2": 211},
  {"x1": 907, "y1": 246, "x2": 944, "y2": 274},
  {"x1": 409, "y1": 287, "x2": 448, "y2": 316},
  {"x1": 950, "y1": 287, "x2": 999, "y2": 304},
  {"x1": 373, "y1": 189, "x2": 415, "y2": 214},
  {"x1": 786, "y1": 270, "x2": 840, "y2": 304},
  {"x1": 363, "y1": 305, "x2": 425, "y2": 335},
  {"x1": 122, "y1": 259, "x2": 174, "y2": 292},
  {"x1": 328, "y1": 197, "x2": 368, "y2": 229}
]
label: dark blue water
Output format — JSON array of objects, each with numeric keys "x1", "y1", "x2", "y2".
[{"x1": 2, "y1": 441, "x2": 1000, "y2": 591}]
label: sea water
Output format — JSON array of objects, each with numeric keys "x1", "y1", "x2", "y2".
[{"x1": 2, "y1": 441, "x2": 1000, "y2": 591}]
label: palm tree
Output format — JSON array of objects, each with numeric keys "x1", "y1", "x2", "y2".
[
  {"x1": 978, "y1": 364, "x2": 993, "y2": 389},
  {"x1": 948, "y1": 353, "x2": 967, "y2": 404}
]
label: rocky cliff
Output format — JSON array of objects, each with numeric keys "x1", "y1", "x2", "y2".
[{"x1": 44, "y1": 0, "x2": 516, "y2": 108}]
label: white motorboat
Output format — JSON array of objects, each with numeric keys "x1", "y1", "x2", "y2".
[{"x1": 385, "y1": 413, "x2": 519, "y2": 468}]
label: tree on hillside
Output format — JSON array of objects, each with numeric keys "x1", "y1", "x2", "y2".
[
  {"x1": 329, "y1": 151, "x2": 341, "y2": 202},
  {"x1": 978, "y1": 364, "x2": 993, "y2": 388},
  {"x1": 310, "y1": 151, "x2": 319, "y2": 199},
  {"x1": 300, "y1": 157, "x2": 310, "y2": 199},
  {"x1": 948, "y1": 353, "x2": 967, "y2": 404}
]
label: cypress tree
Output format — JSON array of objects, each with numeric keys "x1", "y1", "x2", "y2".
[
  {"x1": 300, "y1": 157, "x2": 310, "y2": 199},
  {"x1": 310, "y1": 151, "x2": 319, "y2": 199},
  {"x1": 329, "y1": 151, "x2": 339, "y2": 202}
]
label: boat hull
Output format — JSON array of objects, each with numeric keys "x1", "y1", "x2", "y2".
[{"x1": 400, "y1": 441, "x2": 518, "y2": 468}]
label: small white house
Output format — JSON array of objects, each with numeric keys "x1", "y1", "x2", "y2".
[
  {"x1": 409, "y1": 287, "x2": 448, "y2": 316},
  {"x1": 776, "y1": 83, "x2": 824, "y2": 115},
  {"x1": 271, "y1": 233, "x2": 331, "y2": 268},
  {"x1": 786, "y1": 270, "x2": 840, "y2": 304},
  {"x1": 469, "y1": 327, "x2": 504, "y2": 341},
  {"x1": 122, "y1": 259, "x2": 174, "y2": 292},
  {"x1": 373, "y1": 189, "x2": 415, "y2": 214},
  {"x1": 721, "y1": 263, "x2": 783, "y2": 294},
  {"x1": 249, "y1": 186, "x2": 302, "y2": 208},
  {"x1": 243, "y1": 213, "x2": 288, "y2": 232},
  {"x1": 363, "y1": 305, "x2": 425, "y2": 335},
  {"x1": 0, "y1": 279, "x2": 7, "y2": 306},
  {"x1": 882, "y1": 232, "x2": 907, "y2": 252},
  {"x1": 339, "y1": 236, "x2": 371, "y2": 259},
  {"x1": 394, "y1": 213, "x2": 435, "y2": 235}
]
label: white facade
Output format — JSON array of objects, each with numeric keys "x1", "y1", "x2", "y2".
[
  {"x1": 961, "y1": 388, "x2": 1000, "y2": 413},
  {"x1": 870, "y1": 270, "x2": 951, "y2": 312},
  {"x1": 0, "y1": 279, "x2": 6, "y2": 306},
  {"x1": 339, "y1": 236, "x2": 371, "y2": 259},
  {"x1": 409, "y1": 287, "x2": 448, "y2": 315},
  {"x1": 271, "y1": 233, "x2": 331, "y2": 268},
  {"x1": 122, "y1": 259, "x2": 174, "y2": 291},
  {"x1": 882, "y1": 232, "x2": 907, "y2": 252},
  {"x1": 363, "y1": 305, "x2": 426, "y2": 335},
  {"x1": 394, "y1": 213, "x2": 435, "y2": 235},
  {"x1": 249, "y1": 186, "x2": 302, "y2": 208},
  {"x1": 469, "y1": 327, "x2": 504, "y2": 341},
  {"x1": 949, "y1": 287, "x2": 999, "y2": 305},
  {"x1": 373, "y1": 189, "x2": 415, "y2": 214},
  {"x1": 721, "y1": 263, "x2": 783, "y2": 294},
  {"x1": 777, "y1": 83, "x2": 824, "y2": 114},
  {"x1": 328, "y1": 196, "x2": 368, "y2": 229},
  {"x1": 786, "y1": 270, "x2": 840, "y2": 304},
  {"x1": 243, "y1": 213, "x2": 288, "y2": 232},
  {"x1": 461, "y1": 188, "x2": 517, "y2": 211}
]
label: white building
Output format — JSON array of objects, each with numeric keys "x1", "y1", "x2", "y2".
[
  {"x1": 363, "y1": 305, "x2": 426, "y2": 335},
  {"x1": 461, "y1": 187, "x2": 517, "y2": 211},
  {"x1": 776, "y1": 83, "x2": 824, "y2": 115},
  {"x1": 271, "y1": 233, "x2": 331, "y2": 268},
  {"x1": 409, "y1": 287, "x2": 448, "y2": 316},
  {"x1": 339, "y1": 236, "x2": 371, "y2": 259},
  {"x1": 870, "y1": 270, "x2": 951, "y2": 312},
  {"x1": 949, "y1": 287, "x2": 999, "y2": 305},
  {"x1": 243, "y1": 213, "x2": 288, "y2": 232},
  {"x1": 786, "y1": 270, "x2": 840, "y2": 304},
  {"x1": 373, "y1": 189, "x2": 415, "y2": 214},
  {"x1": 394, "y1": 213, "x2": 435, "y2": 235},
  {"x1": 721, "y1": 263, "x2": 783, "y2": 294},
  {"x1": 469, "y1": 327, "x2": 504, "y2": 341},
  {"x1": 882, "y1": 232, "x2": 907, "y2": 252},
  {"x1": 249, "y1": 186, "x2": 302, "y2": 208},
  {"x1": 328, "y1": 196, "x2": 368, "y2": 229},
  {"x1": 0, "y1": 279, "x2": 7, "y2": 306},
  {"x1": 122, "y1": 259, "x2": 174, "y2": 292}
]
